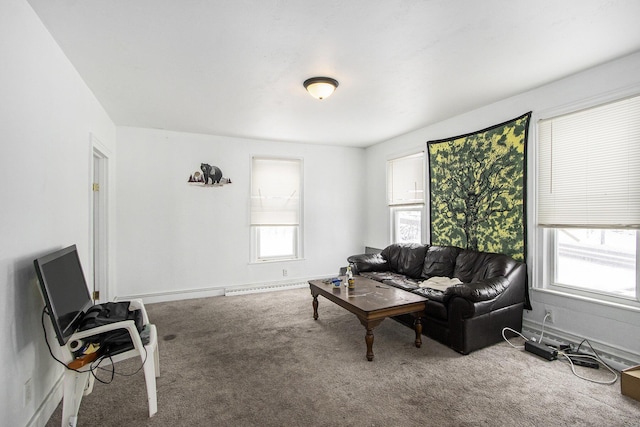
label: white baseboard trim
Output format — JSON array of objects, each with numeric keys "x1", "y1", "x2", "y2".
[
  {"x1": 522, "y1": 319, "x2": 640, "y2": 371},
  {"x1": 116, "y1": 286, "x2": 226, "y2": 305},
  {"x1": 116, "y1": 276, "x2": 332, "y2": 304},
  {"x1": 28, "y1": 374, "x2": 63, "y2": 427}
]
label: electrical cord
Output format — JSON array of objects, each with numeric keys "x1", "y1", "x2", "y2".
[
  {"x1": 538, "y1": 312, "x2": 550, "y2": 343},
  {"x1": 41, "y1": 306, "x2": 115, "y2": 384},
  {"x1": 502, "y1": 312, "x2": 550, "y2": 348},
  {"x1": 41, "y1": 306, "x2": 148, "y2": 383},
  {"x1": 41, "y1": 308, "x2": 87, "y2": 372},
  {"x1": 95, "y1": 345, "x2": 148, "y2": 377},
  {"x1": 559, "y1": 339, "x2": 619, "y2": 385},
  {"x1": 501, "y1": 316, "x2": 619, "y2": 385},
  {"x1": 559, "y1": 352, "x2": 618, "y2": 385},
  {"x1": 501, "y1": 327, "x2": 529, "y2": 349}
]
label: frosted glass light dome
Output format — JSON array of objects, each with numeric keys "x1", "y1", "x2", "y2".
[{"x1": 303, "y1": 77, "x2": 339, "y2": 100}]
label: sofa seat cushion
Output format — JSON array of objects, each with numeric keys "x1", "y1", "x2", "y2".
[
  {"x1": 360, "y1": 271, "x2": 397, "y2": 282},
  {"x1": 412, "y1": 286, "x2": 447, "y2": 302},
  {"x1": 382, "y1": 277, "x2": 420, "y2": 291},
  {"x1": 360, "y1": 271, "x2": 420, "y2": 290}
]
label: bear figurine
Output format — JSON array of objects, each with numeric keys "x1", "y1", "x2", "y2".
[{"x1": 200, "y1": 163, "x2": 223, "y2": 185}]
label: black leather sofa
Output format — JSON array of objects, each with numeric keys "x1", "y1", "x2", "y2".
[{"x1": 347, "y1": 243, "x2": 528, "y2": 354}]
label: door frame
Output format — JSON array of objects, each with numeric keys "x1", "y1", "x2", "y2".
[{"x1": 90, "y1": 133, "x2": 111, "y2": 303}]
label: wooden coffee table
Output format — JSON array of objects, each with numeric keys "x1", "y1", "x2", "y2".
[{"x1": 309, "y1": 276, "x2": 427, "y2": 361}]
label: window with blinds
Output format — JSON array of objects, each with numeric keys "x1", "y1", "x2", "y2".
[
  {"x1": 250, "y1": 157, "x2": 302, "y2": 261},
  {"x1": 387, "y1": 152, "x2": 425, "y2": 206},
  {"x1": 387, "y1": 152, "x2": 425, "y2": 244},
  {"x1": 537, "y1": 94, "x2": 640, "y2": 228},
  {"x1": 537, "y1": 94, "x2": 640, "y2": 303}
]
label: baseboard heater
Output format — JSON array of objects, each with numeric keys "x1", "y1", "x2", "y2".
[{"x1": 224, "y1": 281, "x2": 308, "y2": 296}]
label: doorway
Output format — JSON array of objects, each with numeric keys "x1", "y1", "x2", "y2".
[{"x1": 91, "y1": 136, "x2": 109, "y2": 303}]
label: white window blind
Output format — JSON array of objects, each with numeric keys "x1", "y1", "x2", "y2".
[
  {"x1": 537, "y1": 95, "x2": 640, "y2": 228},
  {"x1": 251, "y1": 158, "x2": 301, "y2": 226},
  {"x1": 387, "y1": 152, "x2": 425, "y2": 206}
]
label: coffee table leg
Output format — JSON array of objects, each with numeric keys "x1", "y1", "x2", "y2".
[
  {"x1": 359, "y1": 318, "x2": 383, "y2": 361},
  {"x1": 312, "y1": 295, "x2": 319, "y2": 320},
  {"x1": 414, "y1": 317, "x2": 423, "y2": 348},
  {"x1": 365, "y1": 328, "x2": 375, "y2": 361}
]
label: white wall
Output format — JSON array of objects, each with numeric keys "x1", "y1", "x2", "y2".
[
  {"x1": 4, "y1": 1, "x2": 638, "y2": 424},
  {"x1": 364, "y1": 52, "x2": 640, "y2": 365},
  {"x1": 115, "y1": 127, "x2": 365, "y2": 301},
  {"x1": 0, "y1": 1, "x2": 116, "y2": 425}
]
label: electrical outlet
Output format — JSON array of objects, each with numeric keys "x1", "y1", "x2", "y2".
[
  {"x1": 545, "y1": 309, "x2": 554, "y2": 324},
  {"x1": 282, "y1": 269, "x2": 288, "y2": 277},
  {"x1": 24, "y1": 378, "x2": 32, "y2": 407}
]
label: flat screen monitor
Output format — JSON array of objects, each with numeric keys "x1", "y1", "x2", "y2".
[{"x1": 34, "y1": 245, "x2": 93, "y2": 346}]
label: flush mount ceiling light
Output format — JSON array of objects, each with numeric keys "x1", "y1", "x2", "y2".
[{"x1": 303, "y1": 77, "x2": 339, "y2": 100}]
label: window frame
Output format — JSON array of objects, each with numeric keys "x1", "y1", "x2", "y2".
[
  {"x1": 541, "y1": 227, "x2": 640, "y2": 305},
  {"x1": 534, "y1": 88, "x2": 640, "y2": 307},
  {"x1": 386, "y1": 151, "x2": 426, "y2": 244},
  {"x1": 250, "y1": 156, "x2": 303, "y2": 263},
  {"x1": 252, "y1": 225, "x2": 300, "y2": 262},
  {"x1": 390, "y1": 205, "x2": 424, "y2": 244}
]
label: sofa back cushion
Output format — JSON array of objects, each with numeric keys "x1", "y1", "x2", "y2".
[
  {"x1": 381, "y1": 244, "x2": 428, "y2": 279},
  {"x1": 453, "y1": 250, "x2": 517, "y2": 283},
  {"x1": 421, "y1": 245, "x2": 461, "y2": 278}
]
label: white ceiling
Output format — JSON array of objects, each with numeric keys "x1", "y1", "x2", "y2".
[{"x1": 27, "y1": 0, "x2": 640, "y2": 147}]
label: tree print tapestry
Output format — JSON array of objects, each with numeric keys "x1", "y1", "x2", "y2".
[{"x1": 427, "y1": 112, "x2": 531, "y2": 262}]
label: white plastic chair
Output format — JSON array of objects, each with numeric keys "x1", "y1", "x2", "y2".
[{"x1": 59, "y1": 299, "x2": 159, "y2": 427}]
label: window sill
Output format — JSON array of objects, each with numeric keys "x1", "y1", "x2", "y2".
[
  {"x1": 249, "y1": 258, "x2": 306, "y2": 265},
  {"x1": 531, "y1": 287, "x2": 640, "y2": 314}
]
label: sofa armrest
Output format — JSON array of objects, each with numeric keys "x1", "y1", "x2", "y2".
[
  {"x1": 347, "y1": 253, "x2": 389, "y2": 274},
  {"x1": 446, "y1": 276, "x2": 510, "y2": 302}
]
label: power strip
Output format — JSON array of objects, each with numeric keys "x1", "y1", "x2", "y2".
[{"x1": 525, "y1": 341, "x2": 558, "y2": 361}]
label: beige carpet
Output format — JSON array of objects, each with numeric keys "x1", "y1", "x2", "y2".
[{"x1": 46, "y1": 287, "x2": 639, "y2": 426}]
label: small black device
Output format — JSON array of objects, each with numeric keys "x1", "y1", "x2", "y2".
[
  {"x1": 569, "y1": 356, "x2": 600, "y2": 369},
  {"x1": 525, "y1": 340, "x2": 558, "y2": 361}
]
